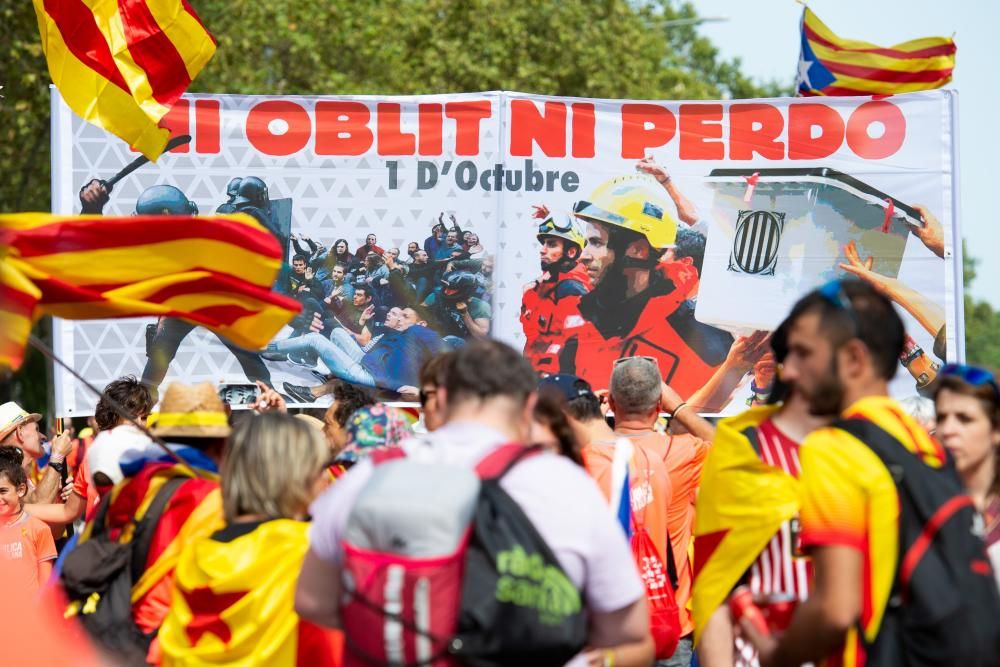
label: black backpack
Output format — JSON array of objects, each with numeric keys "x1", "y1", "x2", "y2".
[
  {"x1": 61, "y1": 476, "x2": 186, "y2": 666},
  {"x1": 835, "y1": 418, "x2": 1000, "y2": 667},
  {"x1": 340, "y1": 444, "x2": 588, "y2": 667},
  {"x1": 450, "y1": 445, "x2": 589, "y2": 666}
]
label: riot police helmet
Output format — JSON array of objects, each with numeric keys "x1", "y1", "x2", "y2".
[
  {"x1": 135, "y1": 185, "x2": 198, "y2": 216},
  {"x1": 232, "y1": 176, "x2": 270, "y2": 209},
  {"x1": 440, "y1": 271, "x2": 478, "y2": 302}
]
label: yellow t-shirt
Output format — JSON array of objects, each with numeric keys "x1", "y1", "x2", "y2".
[{"x1": 798, "y1": 395, "x2": 945, "y2": 667}]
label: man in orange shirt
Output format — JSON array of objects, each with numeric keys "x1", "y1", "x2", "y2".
[{"x1": 584, "y1": 356, "x2": 715, "y2": 667}]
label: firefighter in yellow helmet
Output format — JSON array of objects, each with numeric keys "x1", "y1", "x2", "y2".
[
  {"x1": 546, "y1": 171, "x2": 734, "y2": 397},
  {"x1": 520, "y1": 207, "x2": 592, "y2": 372}
]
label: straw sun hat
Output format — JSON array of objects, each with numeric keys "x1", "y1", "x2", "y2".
[
  {"x1": 146, "y1": 382, "x2": 231, "y2": 438},
  {"x1": 0, "y1": 402, "x2": 42, "y2": 442}
]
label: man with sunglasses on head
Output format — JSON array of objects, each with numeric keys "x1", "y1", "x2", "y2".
[
  {"x1": 520, "y1": 206, "x2": 591, "y2": 372},
  {"x1": 588, "y1": 356, "x2": 714, "y2": 666},
  {"x1": 741, "y1": 280, "x2": 1000, "y2": 667}
]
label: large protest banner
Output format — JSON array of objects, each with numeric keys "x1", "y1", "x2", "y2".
[{"x1": 50, "y1": 89, "x2": 962, "y2": 415}]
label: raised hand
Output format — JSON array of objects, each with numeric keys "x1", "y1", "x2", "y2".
[
  {"x1": 250, "y1": 380, "x2": 287, "y2": 413},
  {"x1": 636, "y1": 156, "x2": 670, "y2": 184},
  {"x1": 50, "y1": 431, "x2": 73, "y2": 458},
  {"x1": 79, "y1": 179, "x2": 110, "y2": 212},
  {"x1": 912, "y1": 204, "x2": 945, "y2": 259},
  {"x1": 839, "y1": 240, "x2": 896, "y2": 296},
  {"x1": 725, "y1": 330, "x2": 772, "y2": 373}
]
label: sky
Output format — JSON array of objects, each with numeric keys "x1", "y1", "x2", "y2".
[{"x1": 693, "y1": 0, "x2": 999, "y2": 308}]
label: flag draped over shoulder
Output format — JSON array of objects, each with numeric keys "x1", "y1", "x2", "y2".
[
  {"x1": 0, "y1": 213, "x2": 301, "y2": 370},
  {"x1": 67, "y1": 461, "x2": 224, "y2": 619},
  {"x1": 797, "y1": 7, "x2": 956, "y2": 96},
  {"x1": 691, "y1": 406, "x2": 799, "y2": 643},
  {"x1": 159, "y1": 519, "x2": 343, "y2": 666},
  {"x1": 32, "y1": 0, "x2": 216, "y2": 160}
]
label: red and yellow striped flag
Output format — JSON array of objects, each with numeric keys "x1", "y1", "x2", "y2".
[
  {"x1": 0, "y1": 213, "x2": 301, "y2": 370},
  {"x1": 797, "y1": 7, "x2": 957, "y2": 96},
  {"x1": 32, "y1": 0, "x2": 216, "y2": 160},
  {"x1": 691, "y1": 405, "x2": 800, "y2": 643}
]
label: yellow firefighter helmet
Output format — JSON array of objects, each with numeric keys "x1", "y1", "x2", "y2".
[{"x1": 573, "y1": 174, "x2": 678, "y2": 249}]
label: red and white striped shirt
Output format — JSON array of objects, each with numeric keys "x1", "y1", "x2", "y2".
[{"x1": 736, "y1": 418, "x2": 813, "y2": 667}]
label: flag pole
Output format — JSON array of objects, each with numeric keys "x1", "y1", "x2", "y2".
[{"x1": 27, "y1": 334, "x2": 208, "y2": 479}]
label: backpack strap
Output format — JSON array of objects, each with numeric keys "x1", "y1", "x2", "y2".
[
  {"x1": 85, "y1": 484, "x2": 116, "y2": 542},
  {"x1": 474, "y1": 443, "x2": 542, "y2": 480},
  {"x1": 128, "y1": 476, "x2": 187, "y2": 583},
  {"x1": 833, "y1": 417, "x2": 944, "y2": 487}
]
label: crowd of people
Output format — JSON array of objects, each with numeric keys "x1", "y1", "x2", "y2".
[
  {"x1": 269, "y1": 214, "x2": 495, "y2": 401},
  {"x1": 3, "y1": 277, "x2": 1000, "y2": 666}
]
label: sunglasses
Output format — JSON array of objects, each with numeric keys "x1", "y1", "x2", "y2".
[
  {"x1": 613, "y1": 355, "x2": 660, "y2": 370},
  {"x1": 818, "y1": 279, "x2": 860, "y2": 335},
  {"x1": 940, "y1": 363, "x2": 1000, "y2": 401}
]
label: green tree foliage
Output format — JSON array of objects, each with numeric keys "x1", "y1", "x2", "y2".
[
  {"x1": 4, "y1": 1, "x2": 999, "y2": 410},
  {"x1": 963, "y1": 243, "x2": 1000, "y2": 371},
  {"x1": 193, "y1": 0, "x2": 786, "y2": 99},
  {"x1": 0, "y1": 1, "x2": 786, "y2": 411}
]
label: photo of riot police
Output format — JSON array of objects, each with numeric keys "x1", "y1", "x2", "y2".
[
  {"x1": 76, "y1": 153, "x2": 500, "y2": 405},
  {"x1": 78, "y1": 177, "x2": 276, "y2": 403}
]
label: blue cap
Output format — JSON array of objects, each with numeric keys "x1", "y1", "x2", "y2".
[{"x1": 538, "y1": 374, "x2": 596, "y2": 403}]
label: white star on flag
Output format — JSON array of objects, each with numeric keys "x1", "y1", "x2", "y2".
[{"x1": 797, "y1": 56, "x2": 814, "y2": 90}]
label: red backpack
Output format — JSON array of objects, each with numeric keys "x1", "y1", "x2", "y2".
[{"x1": 339, "y1": 444, "x2": 588, "y2": 666}]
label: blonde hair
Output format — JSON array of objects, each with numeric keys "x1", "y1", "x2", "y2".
[{"x1": 222, "y1": 413, "x2": 327, "y2": 523}]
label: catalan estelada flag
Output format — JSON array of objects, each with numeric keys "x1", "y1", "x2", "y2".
[
  {"x1": 691, "y1": 405, "x2": 799, "y2": 643},
  {"x1": 797, "y1": 7, "x2": 957, "y2": 96},
  {"x1": 159, "y1": 518, "x2": 343, "y2": 666},
  {"x1": 0, "y1": 213, "x2": 301, "y2": 370},
  {"x1": 32, "y1": 0, "x2": 216, "y2": 160}
]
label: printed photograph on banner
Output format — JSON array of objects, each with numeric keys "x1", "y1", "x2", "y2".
[
  {"x1": 504, "y1": 92, "x2": 957, "y2": 413},
  {"x1": 55, "y1": 93, "x2": 503, "y2": 412},
  {"x1": 51, "y1": 90, "x2": 960, "y2": 415}
]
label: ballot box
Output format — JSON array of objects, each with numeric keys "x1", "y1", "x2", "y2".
[{"x1": 694, "y1": 167, "x2": 921, "y2": 332}]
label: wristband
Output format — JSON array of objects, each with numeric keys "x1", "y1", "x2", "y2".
[
  {"x1": 669, "y1": 402, "x2": 688, "y2": 420},
  {"x1": 658, "y1": 175, "x2": 671, "y2": 185},
  {"x1": 603, "y1": 649, "x2": 615, "y2": 667}
]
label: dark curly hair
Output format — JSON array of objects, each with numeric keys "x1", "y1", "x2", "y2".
[
  {"x1": 331, "y1": 381, "x2": 376, "y2": 428},
  {"x1": 534, "y1": 387, "x2": 583, "y2": 466},
  {"x1": 94, "y1": 376, "x2": 154, "y2": 432},
  {"x1": 673, "y1": 226, "x2": 707, "y2": 276},
  {"x1": 0, "y1": 446, "x2": 27, "y2": 491}
]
